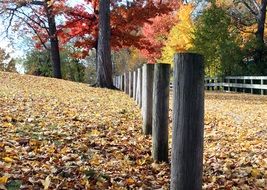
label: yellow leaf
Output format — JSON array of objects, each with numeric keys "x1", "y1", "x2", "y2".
[
  {"x1": 125, "y1": 178, "x2": 135, "y2": 185},
  {"x1": 41, "y1": 176, "x2": 51, "y2": 190},
  {"x1": 90, "y1": 154, "x2": 101, "y2": 165},
  {"x1": 3, "y1": 157, "x2": 14, "y2": 163},
  {"x1": 251, "y1": 169, "x2": 260, "y2": 177},
  {"x1": 2, "y1": 122, "x2": 13, "y2": 128},
  {"x1": 90, "y1": 129, "x2": 100, "y2": 136},
  {"x1": 3, "y1": 116, "x2": 12, "y2": 122},
  {"x1": 0, "y1": 176, "x2": 8, "y2": 184}
]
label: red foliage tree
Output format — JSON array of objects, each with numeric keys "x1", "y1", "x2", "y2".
[
  {"x1": 58, "y1": 0, "x2": 180, "y2": 58},
  {"x1": 139, "y1": 13, "x2": 176, "y2": 63},
  {"x1": 0, "y1": 0, "x2": 71, "y2": 78}
]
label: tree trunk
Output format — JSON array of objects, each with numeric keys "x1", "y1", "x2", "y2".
[
  {"x1": 95, "y1": 0, "x2": 113, "y2": 88},
  {"x1": 44, "y1": 0, "x2": 62, "y2": 79},
  {"x1": 255, "y1": 0, "x2": 267, "y2": 65}
]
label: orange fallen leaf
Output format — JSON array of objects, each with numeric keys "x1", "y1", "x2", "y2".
[
  {"x1": 0, "y1": 176, "x2": 8, "y2": 184},
  {"x1": 125, "y1": 178, "x2": 135, "y2": 185},
  {"x1": 3, "y1": 157, "x2": 14, "y2": 163}
]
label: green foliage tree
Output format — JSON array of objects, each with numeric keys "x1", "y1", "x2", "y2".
[
  {"x1": 0, "y1": 48, "x2": 17, "y2": 73},
  {"x1": 192, "y1": 3, "x2": 245, "y2": 76},
  {"x1": 23, "y1": 47, "x2": 86, "y2": 82}
]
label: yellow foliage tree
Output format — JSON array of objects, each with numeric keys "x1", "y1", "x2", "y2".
[{"x1": 160, "y1": 4, "x2": 195, "y2": 64}]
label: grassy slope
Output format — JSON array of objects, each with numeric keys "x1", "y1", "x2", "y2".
[{"x1": 0, "y1": 71, "x2": 266, "y2": 189}]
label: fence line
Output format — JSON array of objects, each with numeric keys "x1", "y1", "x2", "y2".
[
  {"x1": 114, "y1": 53, "x2": 204, "y2": 189},
  {"x1": 205, "y1": 76, "x2": 267, "y2": 95}
]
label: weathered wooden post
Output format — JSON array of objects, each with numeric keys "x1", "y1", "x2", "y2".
[
  {"x1": 261, "y1": 78, "x2": 264, "y2": 95},
  {"x1": 117, "y1": 76, "x2": 121, "y2": 89},
  {"x1": 171, "y1": 53, "x2": 204, "y2": 190},
  {"x1": 136, "y1": 67, "x2": 143, "y2": 108},
  {"x1": 152, "y1": 63, "x2": 170, "y2": 162},
  {"x1": 136, "y1": 69, "x2": 140, "y2": 104},
  {"x1": 129, "y1": 71, "x2": 134, "y2": 97},
  {"x1": 120, "y1": 75, "x2": 124, "y2": 91},
  {"x1": 250, "y1": 79, "x2": 254, "y2": 94},
  {"x1": 139, "y1": 67, "x2": 143, "y2": 109},
  {"x1": 133, "y1": 71, "x2": 137, "y2": 100},
  {"x1": 124, "y1": 72, "x2": 129, "y2": 94},
  {"x1": 142, "y1": 64, "x2": 154, "y2": 135},
  {"x1": 119, "y1": 75, "x2": 122, "y2": 90},
  {"x1": 115, "y1": 76, "x2": 118, "y2": 88}
]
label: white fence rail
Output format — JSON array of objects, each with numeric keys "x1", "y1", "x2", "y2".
[{"x1": 204, "y1": 76, "x2": 267, "y2": 95}]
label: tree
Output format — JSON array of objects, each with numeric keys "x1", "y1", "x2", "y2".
[
  {"x1": 22, "y1": 47, "x2": 86, "y2": 81},
  {"x1": 112, "y1": 48, "x2": 144, "y2": 75},
  {"x1": 95, "y1": 0, "x2": 113, "y2": 88},
  {"x1": 214, "y1": 0, "x2": 267, "y2": 74},
  {"x1": 161, "y1": 4, "x2": 195, "y2": 64},
  {"x1": 0, "y1": 48, "x2": 17, "y2": 73},
  {"x1": 140, "y1": 13, "x2": 176, "y2": 63},
  {"x1": 0, "y1": 0, "x2": 65, "y2": 78},
  {"x1": 192, "y1": 3, "x2": 244, "y2": 76},
  {"x1": 58, "y1": 0, "x2": 179, "y2": 88}
]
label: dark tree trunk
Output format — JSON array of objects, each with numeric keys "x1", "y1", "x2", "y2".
[
  {"x1": 95, "y1": 0, "x2": 113, "y2": 88},
  {"x1": 44, "y1": 1, "x2": 62, "y2": 79},
  {"x1": 255, "y1": 0, "x2": 267, "y2": 64}
]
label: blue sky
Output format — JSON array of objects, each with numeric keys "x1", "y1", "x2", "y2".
[{"x1": 0, "y1": 0, "x2": 86, "y2": 57}]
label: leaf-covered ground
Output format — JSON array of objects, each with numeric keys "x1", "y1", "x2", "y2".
[{"x1": 0, "y1": 71, "x2": 266, "y2": 189}]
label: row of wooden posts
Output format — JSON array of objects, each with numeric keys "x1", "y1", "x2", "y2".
[{"x1": 113, "y1": 53, "x2": 205, "y2": 190}]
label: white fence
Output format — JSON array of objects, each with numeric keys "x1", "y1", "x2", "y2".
[{"x1": 204, "y1": 76, "x2": 267, "y2": 95}]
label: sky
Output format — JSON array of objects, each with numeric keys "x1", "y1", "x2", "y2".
[{"x1": 0, "y1": 0, "x2": 87, "y2": 55}]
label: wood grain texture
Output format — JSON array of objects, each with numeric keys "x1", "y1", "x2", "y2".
[
  {"x1": 133, "y1": 71, "x2": 137, "y2": 100},
  {"x1": 124, "y1": 72, "x2": 129, "y2": 94},
  {"x1": 142, "y1": 64, "x2": 154, "y2": 135},
  {"x1": 152, "y1": 63, "x2": 170, "y2": 162},
  {"x1": 129, "y1": 71, "x2": 133, "y2": 97},
  {"x1": 171, "y1": 53, "x2": 204, "y2": 190}
]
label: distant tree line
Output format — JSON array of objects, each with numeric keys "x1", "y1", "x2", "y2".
[{"x1": 0, "y1": 48, "x2": 17, "y2": 73}]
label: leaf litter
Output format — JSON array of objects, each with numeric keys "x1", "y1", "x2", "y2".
[{"x1": 0, "y1": 72, "x2": 266, "y2": 189}]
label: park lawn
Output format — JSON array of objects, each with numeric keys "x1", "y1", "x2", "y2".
[{"x1": 0, "y1": 71, "x2": 266, "y2": 189}]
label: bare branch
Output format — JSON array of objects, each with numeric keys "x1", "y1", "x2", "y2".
[{"x1": 13, "y1": 12, "x2": 49, "y2": 50}]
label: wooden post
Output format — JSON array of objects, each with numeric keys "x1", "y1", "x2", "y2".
[
  {"x1": 119, "y1": 75, "x2": 122, "y2": 90},
  {"x1": 139, "y1": 67, "x2": 143, "y2": 109},
  {"x1": 235, "y1": 79, "x2": 237, "y2": 92},
  {"x1": 136, "y1": 67, "x2": 143, "y2": 108},
  {"x1": 251, "y1": 79, "x2": 253, "y2": 94},
  {"x1": 124, "y1": 72, "x2": 129, "y2": 94},
  {"x1": 141, "y1": 65, "x2": 145, "y2": 114},
  {"x1": 118, "y1": 75, "x2": 121, "y2": 89},
  {"x1": 171, "y1": 53, "x2": 204, "y2": 190},
  {"x1": 227, "y1": 78, "x2": 230, "y2": 91},
  {"x1": 136, "y1": 69, "x2": 140, "y2": 104},
  {"x1": 261, "y1": 79, "x2": 264, "y2": 95},
  {"x1": 243, "y1": 79, "x2": 246, "y2": 93},
  {"x1": 152, "y1": 63, "x2": 170, "y2": 162},
  {"x1": 133, "y1": 71, "x2": 137, "y2": 100},
  {"x1": 120, "y1": 75, "x2": 124, "y2": 91},
  {"x1": 142, "y1": 64, "x2": 154, "y2": 135},
  {"x1": 129, "y1": 71, "x2": 134, "y2": 97},
  {"x1": 114, "y1": 76, "x2": 117, "y2": 88}
]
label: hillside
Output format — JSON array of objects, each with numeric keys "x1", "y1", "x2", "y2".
[{"x1": 0, "y1": 71, "x2": 266, "y2": 189}]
